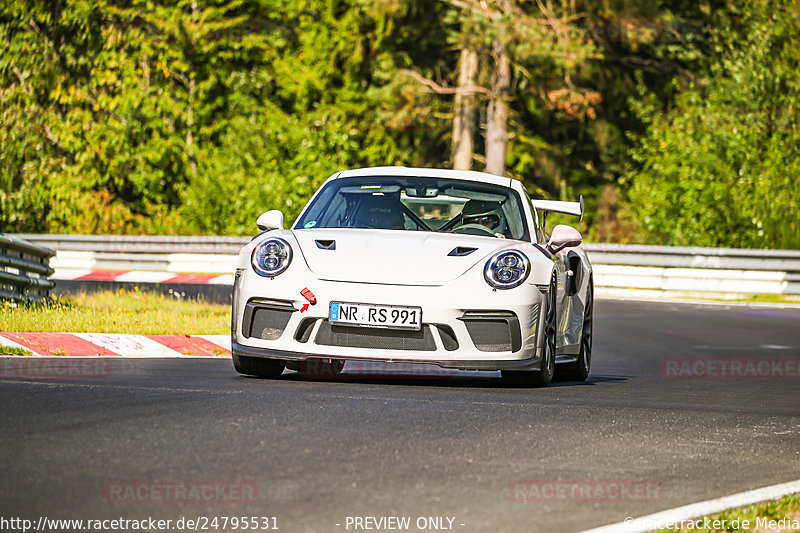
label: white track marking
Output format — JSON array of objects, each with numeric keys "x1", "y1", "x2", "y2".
[
  {"x1": 198, "y1": 335, "x2": 231, "y2": 351},
  {"x1": 74, "y1": 334, "x2": 185, "y2": 358},
  {"x1": 49, "y1": 268, "x2": 94, "y2": 280},
  {"x1": 580, "y1": 479, "x2": 800, "y2": 533},
  {"x1": 0, "y1": 335, "x2": 33, "y2": 354}
]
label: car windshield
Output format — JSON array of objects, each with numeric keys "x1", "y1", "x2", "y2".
[{"x1": 294, "y1": 177, "x2": 530, "y2": 241}]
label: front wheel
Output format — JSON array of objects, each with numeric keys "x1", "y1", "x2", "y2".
[
  {"x1": 502, "y1": 272, "x2": 557, "y2": 387},
  {"x1": 232, "y1": 353, "x2": 286, "y2": 378}
]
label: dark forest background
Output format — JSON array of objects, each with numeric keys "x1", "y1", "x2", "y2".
[{"x1": 1, "y1": 0, "x2": 798, "y2": 248}]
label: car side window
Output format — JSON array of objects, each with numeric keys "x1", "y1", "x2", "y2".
[{"x1": 525, "y1": 190, "x2": 545, "y2": 244}]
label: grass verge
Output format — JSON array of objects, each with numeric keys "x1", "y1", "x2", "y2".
[
  {"x1": 716, "y1": 294, "x2": 800, "y2": 305},
  {"x1": 0, "y1": 345, "x2": 34, "y2": 356},
  {"x1": 1, "y1": 289, "x2": 230, "y2": 335},
  {"x1": 654, "y1": 493, "x2": 800, "y2": 532}
]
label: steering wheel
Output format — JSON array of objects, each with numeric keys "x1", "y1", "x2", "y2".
[{"x1": 452, "y1": 224, "x2": 498, "y2": 237}]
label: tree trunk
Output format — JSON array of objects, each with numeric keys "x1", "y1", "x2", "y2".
[
  {"x1": 451, "y1": 48, "x2": 479, "y2": 170},
  {"x1": 485, "y1": 0, "x2": 511, "y2": 177},
  {"x1": 485, "y1": 41, "x2": 510, "y2": 176}
]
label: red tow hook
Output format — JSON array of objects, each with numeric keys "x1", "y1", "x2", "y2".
[{"x1": 300, "y1": 288, "x2": 317, "y2": 313}]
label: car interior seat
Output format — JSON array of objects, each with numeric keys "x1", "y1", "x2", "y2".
[{"x1": 352, "y1": 193, "x2": 406, "y2": 230}]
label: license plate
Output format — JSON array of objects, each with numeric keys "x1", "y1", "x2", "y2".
[{"x1": 329, "y1": 302, "x2": 422, "y2": 331}]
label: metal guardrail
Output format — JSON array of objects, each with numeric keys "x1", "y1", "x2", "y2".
[
  {"x1": 10, "y1": 234, "x2": 249, "y2": 254},
  {"x1": 9, "y1": 234, "x2": 800, "y2": 297},
  {"x1": 585, "y1": 244, "x2": 800, "y2": 296},
  {"x1": 0, "y1": 234, "x2": 56, "y2": 302},
  {"x1": 584, "y1": 243, "x2": 800, "y2": 272},
  {"x1": 15, "y1": 233, "x2": 800, "y2": 263}
]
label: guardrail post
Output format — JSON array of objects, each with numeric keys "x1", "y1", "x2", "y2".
[{"x1": 0, "y1": 234, "x2": 56, "y2": 303}]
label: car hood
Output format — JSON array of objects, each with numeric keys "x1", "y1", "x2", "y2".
[{"x1": 292, "y1": 229, "x2": 513, "y2": 285}]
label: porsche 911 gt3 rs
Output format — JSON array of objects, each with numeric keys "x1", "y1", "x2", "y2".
[{"x1": 231, "y1": 167, "x2": 593, "y2": 386}]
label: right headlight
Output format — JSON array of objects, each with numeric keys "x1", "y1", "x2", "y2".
[
  {"x1": 484, "y1": 250, "x2": 530, "y2": 289},
  {"x1": 251, "y1": 238, "x2": 292, "y2": 277}
]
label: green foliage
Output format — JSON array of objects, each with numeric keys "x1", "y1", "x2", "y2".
[
  {"x1": 178, "y1": 0, "x2": 450, "y2": 233},
  {"x1": 0, "y1": 0, "x2": 449, "y2": 235},
  {"x1": 626, "y1": 0, "x2": 800, "y2": 248},
  {"x1": 0, "y1": 0, "x2": 797, "y2": 249}
]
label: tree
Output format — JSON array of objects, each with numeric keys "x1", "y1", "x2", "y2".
[
  {"x1": 404, "y1": 0, "x2": 597, "y2": 176},
  {"x1": 625, "y1": 0, "x2": 800, "y2": 249},
  {"x1": 451, "y1": 48, "x2": 479, "y2": 169},
  {"x1": 0, "y1": 0, "x2": 453, "y2": 234}
]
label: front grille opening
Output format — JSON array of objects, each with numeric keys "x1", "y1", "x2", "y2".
[
  {"x1": 243, "y1": 298, "x2": 295, "y2": 340},
  {"x1": 295, "y1": 318, "x2": 317, "y2": 343},
  {"x1": 249, "y1": 307, "x2": 293, "y2": 340},
  {"x1": 436, "y1": 325, "x2": 459, "y2": 351},
  {"x1": 460, "y1": 311, "x2": 522, "y2": 352},
  {"x1": 464, "y1": 320, "x2": 512, "y2": 352},
  {"x1": 315, "y1": 321, "x2": 436, "y2": 351}
]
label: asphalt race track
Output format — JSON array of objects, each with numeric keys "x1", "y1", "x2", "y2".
[{"x1": 1, "y1": 300, "x2": 798, "y2": 532}]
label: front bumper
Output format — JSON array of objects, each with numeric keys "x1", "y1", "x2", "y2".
[
  {"x1": 231, "y1": 340, "x2": 544, "y2": 371},
  {"x1": 231, "y1": 266, "x2": 547, "y2": 372}
]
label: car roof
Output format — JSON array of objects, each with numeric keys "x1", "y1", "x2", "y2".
[{"x1": 334, "y1": 166, "x2": 518, "y2": 189}]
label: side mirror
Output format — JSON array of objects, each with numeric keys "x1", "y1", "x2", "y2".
[
  {"x1": 256, "y1": 210, "x2": 284, "y2": 231},
  {"x1": 547, "y1": 224, "x2": 582, "y2": 253}
]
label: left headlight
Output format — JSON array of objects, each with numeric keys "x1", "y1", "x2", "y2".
[
  {"x1": 484, "y1": 250, "x2": 530, "y2": 289},
  {"x1": 251, "y1": 238, "x2": 292, "y2": 277}
]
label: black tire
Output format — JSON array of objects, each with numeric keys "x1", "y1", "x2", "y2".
[
  {"x1": 232, "y1": 353, "x2": 286, "y2": 378},
  {"x1": 502, "y1": 272, "x2": 557, "y2": 387},
  {"x1": 300, "y1": 359, "x2": 345, "y2": 380},
  {"x1": 558, "y1": 277, "x2": 593, "y2": 382}
]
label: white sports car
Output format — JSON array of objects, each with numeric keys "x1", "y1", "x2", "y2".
[{"x1": 231, "y1": 167, "x2": 593, "y2": 386}]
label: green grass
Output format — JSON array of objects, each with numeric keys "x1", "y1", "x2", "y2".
[
  {"x1": 730, "y1": 294, "x2": 800, "y2": 304},
  {"x1": 1, "y1": 289, "x2": 230, "y2": 335},
  {"x1": 0, "y1": 345, "x2": 34, "y2": 356},
  {"x1": 654, "y1": 493, "x2": 800, "y2": 532},
  {"x1": 654, "y1": 293, "x2": 800, "y2": 305},
  {"x1": 689, "y1": 293, "x2": 800, "y2": 305}
]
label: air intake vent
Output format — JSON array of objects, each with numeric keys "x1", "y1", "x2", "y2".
[
  {"x1": 459, "y1": 311, "x2": 522, "y2": 352},
  {"x1": 248, "y1": 307, "x2": 293, "y2": 340},
  {"x1": 242, "y1": 298, "x2": 295, "y2": 340},
  {"x1": 315, "y1": 240, "x2": 336, "y2": 250},
  {"x1": 295, "y1": 318, "x2": 317, "y2": 343},
  {"x1": 448, "y1": 246, "x2": 477, "y2": 257},
  {"x1": 315, "y1": 322, "x2": 436, "y2": 351},
  {"x1": 436, "y1": 325, "x2": 459, "y2": 351}
]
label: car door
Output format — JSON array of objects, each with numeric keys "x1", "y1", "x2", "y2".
[{"x1": 525, "y1": 191, "x2": 572, "y2": 349}]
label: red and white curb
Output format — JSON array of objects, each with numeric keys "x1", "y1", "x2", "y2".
[
  {"x1": 0, "y1": 333, "x2": 498, "y2": 377},
  {"x1": 0, "y1": 332, "x2": 231, "y2": 358},
  {"x1": 51, "y1": 269, "x2": 234, "y2": 285}
]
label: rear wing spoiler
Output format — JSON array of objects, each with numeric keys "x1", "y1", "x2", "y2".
[{"x1": 532, "y1": 195, "x2": 584, "y2": 222}]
